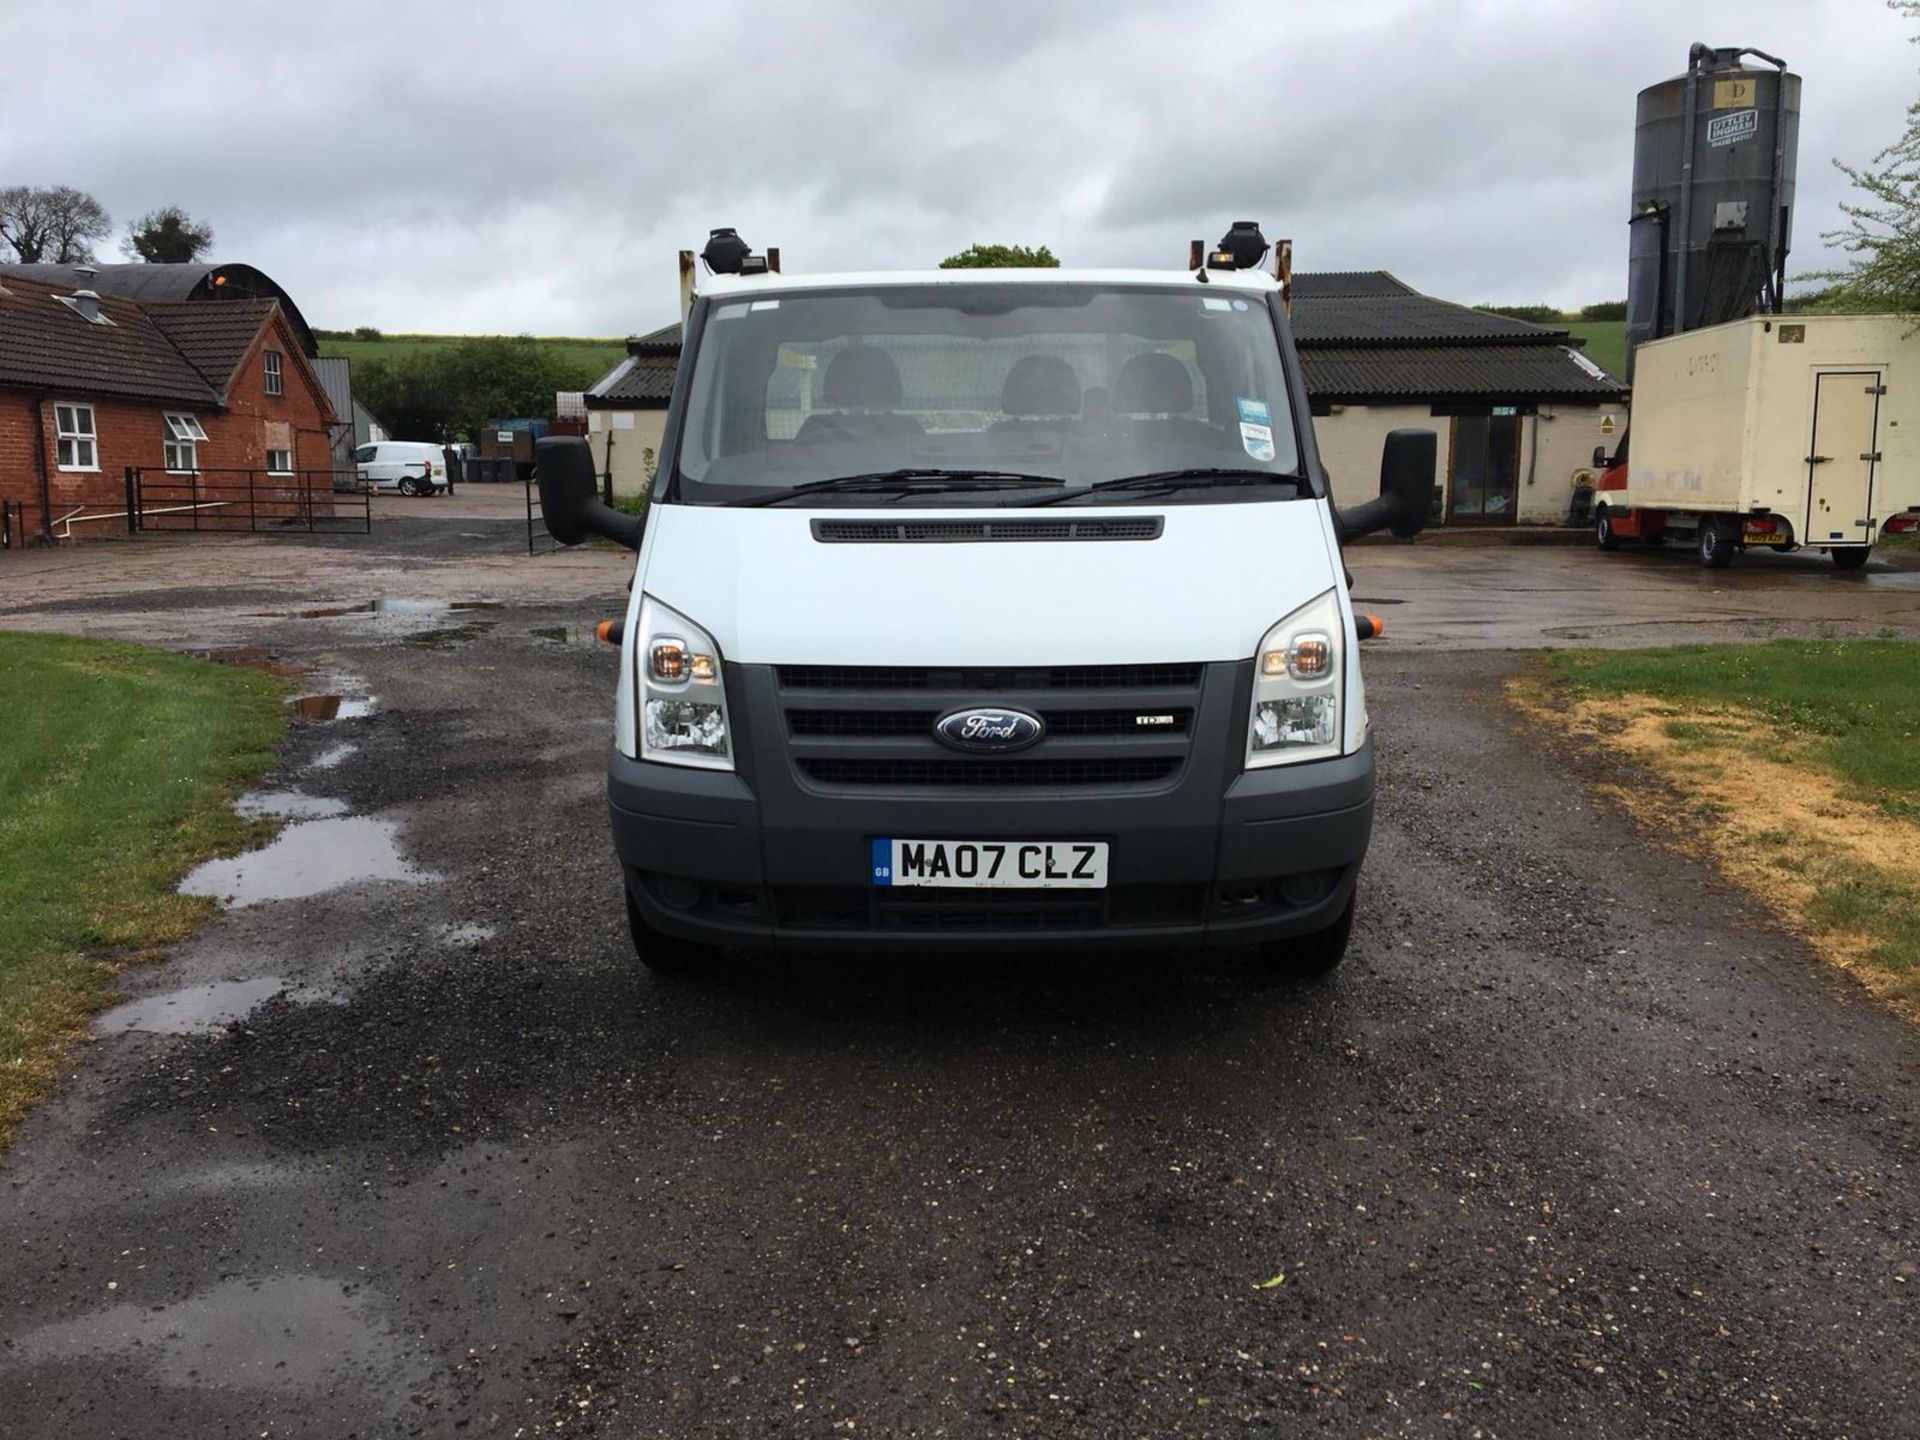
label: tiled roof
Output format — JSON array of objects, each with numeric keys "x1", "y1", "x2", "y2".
[
  {"x1": 145, "y1": 299, "x2": 277, "y2": 388},
  {"x1": 0, "y1": 261, "x2": 320, "y2": 355},
  {"x1": 1300, "y1": 344, "x2": 1628, "y2": 401},
  {"x1": 0, "y1": 277, "x2": 222, "y2": 405}
]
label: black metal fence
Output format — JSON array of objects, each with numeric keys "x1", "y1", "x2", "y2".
[
  {"x1": 130, "y1": 467, "x2": 371, "y2": 535},
  {"x1": 525, "y1": 477, "x2": 561, "y2": 555}
]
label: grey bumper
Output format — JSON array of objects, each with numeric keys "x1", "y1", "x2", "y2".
[{"x1": 608, "y1": 736, "x2": 1374, "y2": 954}]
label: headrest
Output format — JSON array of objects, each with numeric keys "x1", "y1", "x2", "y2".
[
  {"x1": 999, "y1": 355, "x2": 1082, "y2": 418},
  {"x1": 1112, "y1": 351, "x2": 1194, "y2": 416},
  {"x1": 822, "y1": 345, "x2": 904, "y2": 409}
]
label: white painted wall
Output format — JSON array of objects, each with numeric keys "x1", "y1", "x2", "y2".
[
  {"x1": 586, "y1": 407, "x2": 669, "y2": 499},
  {"x1": 1310, "y1": 401, "x2": 1626, "y2": 525}
]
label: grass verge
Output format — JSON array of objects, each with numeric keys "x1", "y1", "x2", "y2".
[
  {"x1": 1515, "y1": 639, "x2": 1920, "y2": 1017},
  {"x1": 0, "y1": 633, "x2": 286, "y2": 1145}
]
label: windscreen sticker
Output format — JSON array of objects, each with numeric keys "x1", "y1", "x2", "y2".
[
  {"x1": 1240, "y1": 421, "x2": 1276, "y2": 463},
  {"x1": 1201, "y1": 297, "x2": 1232, "y2": 312},
  {"x1": 1236, "y1": 397, "x2": 1272, "y2": 425}
]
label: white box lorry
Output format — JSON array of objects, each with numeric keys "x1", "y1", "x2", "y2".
[
  {"x1": 534, "y1": 225, "x2": 1435, "y2": 976},
  {"x1": 1593, "y1": 313, "x2": 1920, "y2": 566}
]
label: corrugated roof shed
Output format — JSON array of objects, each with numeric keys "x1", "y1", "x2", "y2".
[
  {"x1": 0, "y1": 277, "x2": 221, "y2": 405},
  {"x1": 1292, "y1": 293, "x2": 1566, "y2": 348},
  {"x1": 585, "y1": 353, "x2": 678, "y2": 406},
  {"x1": 1300, "y1": 345, "x2": 1628, "y2": 402}
]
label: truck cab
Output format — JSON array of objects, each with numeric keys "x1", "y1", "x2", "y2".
[{"x1": 538, "y1": 227, "x2": 1434, "y2": 974}]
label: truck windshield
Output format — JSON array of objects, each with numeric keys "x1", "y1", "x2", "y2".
[{"x1": 670, "y1": 283, "x2": 1303, "y2": 504}]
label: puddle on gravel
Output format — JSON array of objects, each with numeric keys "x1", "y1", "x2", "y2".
[
  {"x1": 305, "y1": 742, "x2": 358, "y2": 770},
  {"x1": 290, "y1": 693, "x2": 376, "y2": 721},
  {"x1": 94, "y1": 978, "x2": 297, "y2": 1035},
  {"x1": 180, "y1": 816, "x2": 435, "y2": 906},
  {"x1": 530, "y1": 624, "x2": 605, "y2": 647},
  {"x1": 404, "y1": 620, "x2": 494, "y2": 648},
  {"x1": 296, "y1": 598, "x2": 503, "y2": 619},
  {"x1": 234, "y1": 789, "x2": 348, "y2": 821},
  {"x1": 13, "y1": 1276, "x2": 409, "y2": 1393}
]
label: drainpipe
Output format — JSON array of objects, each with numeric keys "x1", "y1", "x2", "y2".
[{"x1": 29, "y1": 393, "x2": 53, "y2": 543}]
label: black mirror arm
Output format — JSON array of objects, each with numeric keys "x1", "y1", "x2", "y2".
[{"x1": 535, "y1": 436, "x2": 643, "y2": 551}]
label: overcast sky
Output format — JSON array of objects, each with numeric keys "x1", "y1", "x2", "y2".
[{"x1": 1, "y1": 0, "x2": 1911, "y2": 335}]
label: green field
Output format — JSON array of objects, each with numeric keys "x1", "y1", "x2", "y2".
[
  {"x1": 1562, "y1": 320, "x2": 1627, "y2": 380},
  {"x1": 317, "y1": 334, "x2": 629, "y2": 379},
  {"x1": 0, "y1": 634, "x2": 286, "y2": 1144}
]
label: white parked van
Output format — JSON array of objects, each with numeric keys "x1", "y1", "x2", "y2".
[
  {"x1": 354, "y1": 440, "x2": 448, "y2": 495},
  {"x1": 536, "y1": 225, "x2": 1434, "y2": 975}
]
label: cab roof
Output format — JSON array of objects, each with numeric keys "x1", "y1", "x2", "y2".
[{"x1": 697, "y1": 266, "x2": 1282, "y2": 300}]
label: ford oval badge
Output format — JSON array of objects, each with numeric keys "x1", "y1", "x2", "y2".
[{"x1": 934, "y1": 706, "x2": 1045, "y2": 753}]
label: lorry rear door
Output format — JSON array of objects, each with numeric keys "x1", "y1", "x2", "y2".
[{"x1": 1807, "y1": 371, "x2": 1882, "y2": 546}]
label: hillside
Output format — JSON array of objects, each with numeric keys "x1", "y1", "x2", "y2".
[
  {"x1": 1563, "y1": 321, "x2": 1626, "y2": 380},
  {"x1": 316, "y1": 334, "x2": 628, "y2": 380}
]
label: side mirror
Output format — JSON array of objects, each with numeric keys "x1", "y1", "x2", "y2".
[
  {"x1": 1592, "y1": 444, "x2": 1608, "y2": 469},
  {"x1": 534, "y1": 436, "x2": 642, "y2": 551},
  {"x1": 1336, "y1": 428, "x2": 1435, "y2": 542}
]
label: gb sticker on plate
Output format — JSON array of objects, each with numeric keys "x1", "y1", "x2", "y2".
[{"x1": 1236, "y1": 396, "x2": 1276, "y2": 463}]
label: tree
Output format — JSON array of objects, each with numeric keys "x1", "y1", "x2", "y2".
[
  {"x1": 352, "y1": 337, "x2": 600, "y2": 442},
  {"x1": 1578, "y1": 300, "x2": 1628, "y2": 321},
  {"x1": 122, "y1": 205, "x2": 214, "y2": 263},
  {"x1": 1474, "y1": 303, "x2": 1564, "y2": 324},
  {"x1": 0, "y1": 185, "x2": 112, "y2": 263},
  {"x1": 938, "y1": 243, "x2": 1059, "y2": 269},
  {"x1": 1813, "y1": 0, "x2": 1920, "y2": 309}
]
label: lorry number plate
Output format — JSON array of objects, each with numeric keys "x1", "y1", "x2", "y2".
[{"x1": 871, "y1": 839, "x2": 1108, "y2": 889}]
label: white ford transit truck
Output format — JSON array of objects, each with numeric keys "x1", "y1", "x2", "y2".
[{"x1": 537, "y1": 224, "x2": 1434, "y2": 975}]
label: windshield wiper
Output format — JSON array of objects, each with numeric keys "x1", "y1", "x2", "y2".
[
  {"x1": 730, "y1": 469, "x2": 1065, "y2": 507},
  {"x1": 1026, "y1": 467, "x2": 1304, "y2": 505}
]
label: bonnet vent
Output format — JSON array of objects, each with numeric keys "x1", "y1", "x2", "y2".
[{"x1": 810, "y1": 516, "x2": 1163, "y2": 544}]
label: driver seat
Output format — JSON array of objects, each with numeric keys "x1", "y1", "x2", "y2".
[{"x1": 796, "y1": 345, "x2": 923, "y2": 443}]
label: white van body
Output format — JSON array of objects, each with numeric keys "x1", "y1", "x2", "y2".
[
  {"x1": 540, "y1": 257, "x2": 1433, "y2": 972},
  {"x1": 354, "y1": 440, "x2": 448, "y2": 494}
]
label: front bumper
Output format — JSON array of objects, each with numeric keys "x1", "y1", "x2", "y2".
[{"x1": 608, "y1": 737, "x2": 1374, "y2": 954}]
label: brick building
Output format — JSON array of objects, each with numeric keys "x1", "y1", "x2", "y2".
[{"x1": 0, "y1": 270, "x2": 336, "y2": 543}]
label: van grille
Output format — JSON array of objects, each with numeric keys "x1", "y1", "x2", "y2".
[
  {"x1": 785, "y1": 708, "x2": 1192, "y2": 739},
  {"x1": 776, "y1": 663, "x2": 1203, "y2": 692},
  {"x1": 771, "y1": 661, "x2": 1208, "y2": 795},
  {"x1": 810, "y1": 517, "x2": 1162, "y2": 544},
  {"x1": 796, "y1": 757, "x2": 1180, "y2": 789}
]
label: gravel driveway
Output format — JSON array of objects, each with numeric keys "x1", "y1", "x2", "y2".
[{"x1": 1, "y1": 523, "x2": 1914, "y2": 1436}]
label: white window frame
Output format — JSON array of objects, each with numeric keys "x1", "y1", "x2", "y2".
[
  {"x1": 263, "y1": 350, "x2": 284, "y2": 397},
  {"x1": 265, "y1": 447, "x2": 293, "y2": 475},
  {"x1": 162, "y1": 412, "x2": 208, "y2": 473},
  {"x1": 54, "y1": 403, "x2": 97, "y2": 472}
]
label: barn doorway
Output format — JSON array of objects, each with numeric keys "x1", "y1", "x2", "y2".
[{"x1": 1446, "y1": 412, "x2": 1523, "y2": 524}]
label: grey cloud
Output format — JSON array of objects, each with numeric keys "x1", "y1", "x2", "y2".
[{"x1": 0, "y1": 0, "x2": 1909, "y2": 333}]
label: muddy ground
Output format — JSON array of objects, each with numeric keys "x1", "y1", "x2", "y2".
[{"x1": 0, "y1": 507, "x2": 1915, "y2": 1437}]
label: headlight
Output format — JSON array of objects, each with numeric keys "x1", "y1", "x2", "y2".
[
  {"x1": 638, "y1": 595, "x2": 733, "y2": 770},
  {"x1": 1246, "y1": 589, "x2": 1343, "y2": 769}
]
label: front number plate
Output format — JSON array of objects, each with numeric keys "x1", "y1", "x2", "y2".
[{"x1": 872, "y1": 839, "x2": 1108, "y2": 889}]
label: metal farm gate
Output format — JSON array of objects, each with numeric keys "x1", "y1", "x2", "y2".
[{"x1": 127, "y1": 467, "x2": 371, "y2": 536}]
